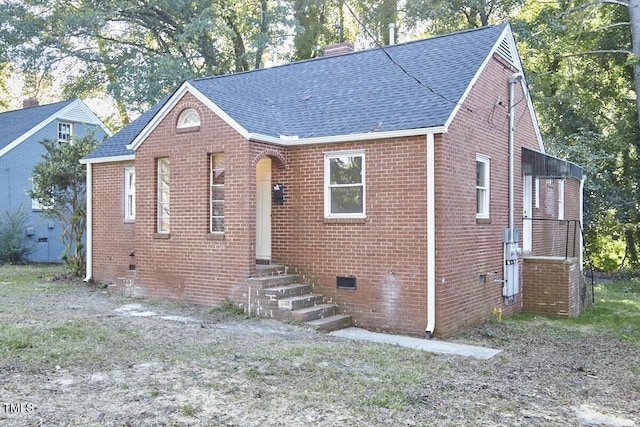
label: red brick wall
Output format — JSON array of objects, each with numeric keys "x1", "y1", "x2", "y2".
[
  {"x1": 430, "y1": 55, "x2": 543, "y2": 336},
  {"x1": 91, "y1": 161, "x2": 136, "y2": 288},
  {"x1": 130, "y1": 93, "x2": 255, "y2": 305},
  {"x1": 271, "y1": 137, "x2": 428, "y2": 336}
]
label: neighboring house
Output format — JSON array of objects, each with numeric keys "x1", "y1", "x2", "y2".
[
  {"x1": 0, "y1": 98, "x2": 110, "y2": 262},
  {"x1": 82, "y1": 23, "x2": 586, "y2": 337}
]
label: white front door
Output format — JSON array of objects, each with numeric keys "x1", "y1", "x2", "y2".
[
  {"x1": 256, "y1": 158, "x2": 272, "y2": 261},
  {"x1": 523, "y1": 175, "x2": 532, "y2": 253}
]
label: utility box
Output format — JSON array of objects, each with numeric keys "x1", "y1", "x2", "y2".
[{"x1": 503, "y1": 228, "x2": 520, "y2": 301}]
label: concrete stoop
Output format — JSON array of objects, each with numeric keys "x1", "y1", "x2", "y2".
[{"x1": 247, "y1": 265, "x2": 351, "y2": 332}]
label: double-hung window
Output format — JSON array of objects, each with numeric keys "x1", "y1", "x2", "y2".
[
  {"x1": 476, "y1": 154, "x2": 490, "y2": 219},
  {"x1": 58, "y1": 122, "x2": 72, "y2": 144},
  {"x1": 324, "y1": 151, "x2": 365, "y2": 218},
  {"x1": 157, "y1": 158, "x2": 170, "y2": 233},
  {"x1": 558, "y1": 179, "x2": 565, "y2": 220},
  {"x1": 124, "y1": 167, "x2": 135, "y2": 221},
  {"x1": 210, "y1": 154, "x2": 225, "y2": 233}
]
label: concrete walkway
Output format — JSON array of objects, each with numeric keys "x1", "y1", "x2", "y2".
[{"x1": 329, "y1": 327, "x2": 501, "y2": 360}]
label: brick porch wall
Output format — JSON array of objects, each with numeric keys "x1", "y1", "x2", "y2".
[{"x1": 522, "y1": 256, "x2": 582, "y2": 317}]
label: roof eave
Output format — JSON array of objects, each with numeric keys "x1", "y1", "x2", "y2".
[
  {"x1": 80, "y1": 154, "x2": 135, "y2": 164},
  {"x1": 248, "y1": 126, "x2": 447, "y2": 146}
]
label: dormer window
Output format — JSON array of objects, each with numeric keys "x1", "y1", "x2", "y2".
[{"x1": 177, "y1": 108, "x2": 200, "y2": 129}]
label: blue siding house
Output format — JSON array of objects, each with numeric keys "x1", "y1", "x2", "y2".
[{"x1": 0, "y1": 98, "x2": 110, "y2": 262}]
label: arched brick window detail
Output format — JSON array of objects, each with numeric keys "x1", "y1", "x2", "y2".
[{"x1": 177, "y1": 108, "x2": 200, "y2": 128}]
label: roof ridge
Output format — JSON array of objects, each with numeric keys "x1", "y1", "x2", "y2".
[
  {"x1": 190, "y1": 23, "x2": 510, "y2": 85},
  {"x1": 0, "y1": 98, "x2": 77, "y2": 116}
]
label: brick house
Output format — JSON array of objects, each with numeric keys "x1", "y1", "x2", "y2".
[{"x1": 81, "y1": 23, "x2": 585, "y2": 337}]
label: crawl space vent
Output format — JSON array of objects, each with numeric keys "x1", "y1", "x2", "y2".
[{"x1": 337, "y1": 276, "x2": 356, "y2": 290}]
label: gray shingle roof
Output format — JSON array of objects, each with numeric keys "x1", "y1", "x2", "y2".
[
  {"x1": 81, "y1": 96, "x2": 170, "y2": 160},
  {"x1": 85, "y1": 23, "x2": 509, "y2": 160},
  {"x1": 0, "y1": 99, "x2": 76, "y2": 151}
]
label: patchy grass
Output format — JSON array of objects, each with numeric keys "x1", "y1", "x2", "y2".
[
  {"x1": 569, "y1": 279, "x2": 640, "y2": 342},
  {"x1": 1, "y1": 265, "x2": 638, "y2": 425},
  {"x1": 481, "y1": 279, "x2": 640, "y2": 344}
]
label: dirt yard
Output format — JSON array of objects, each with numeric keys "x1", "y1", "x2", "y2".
[{"x1": 1, "y1": 275, "x2": 638, "y2": 426}]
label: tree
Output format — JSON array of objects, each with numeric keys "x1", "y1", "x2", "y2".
[
  {"x1": 28, "y1": 132, "x2": 101, "y2": 276},
  {"x1": 514, "y1": 0, "x2": 640, "y2": 269},
  {"x1": 0, "y1": 0, "x2": 286, "y2": 126},
  {"x1": 0, "y1": 205, "x2": 34, "y2": 264}
]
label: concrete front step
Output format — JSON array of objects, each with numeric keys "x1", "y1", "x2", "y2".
[
  {"x1": 263, "y1": 284, "x2": 313, "y2": 300},
  {"x1": 248, "y1": 274, "x2": 299, "y2": 289},
  {"x1": 290, "y1": 303, "x2": 337, "y2": 322},
  {"x1": 305, "y1": 314, "x2": 352, "y2": 332},
  {"x1": 254, "y1": 264, "x2": 286, "y2": 277},
  {"x1": 278, "y1": 294, "x2": 324, "y2": 311}
]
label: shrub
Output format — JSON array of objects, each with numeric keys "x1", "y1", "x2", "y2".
[{"x1": 0, "y1": 205, "x2": 34, "y2": 264}]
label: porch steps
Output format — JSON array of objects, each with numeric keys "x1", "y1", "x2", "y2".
[{"x1": 248, "y1": 265, "x2": 351, "y2": 332}]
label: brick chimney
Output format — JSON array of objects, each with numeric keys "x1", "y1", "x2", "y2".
[
  {"x1": 323, "y1": 41, "x2": 354, "y2": 57},
  {"x1": 23, "y1": 98, "x2": 39, "y2": 109}
]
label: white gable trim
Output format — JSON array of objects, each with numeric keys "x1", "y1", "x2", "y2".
[
  {"x1": 59, "y1": 100, "x2": 112, "y2": 135},
  {"x1": 443, "y1": 24, "x2": 545, "y2": 153},
  {"x1": 0, "y1": 99, "x2": 112, "y2": 159},
  {"x1": 127, "y1": 82, "x2": 251, "y2": 151}
]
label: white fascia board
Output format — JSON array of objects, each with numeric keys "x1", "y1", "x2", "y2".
[
  {"x1": 1, "y1": 100, "x2": 113, "y2": 160},
  {"x1": 80, "y1": 154, "x2": 135, "y2": 165},
  {"x1": 127, "y1": 82, "x2": 251, "y2": 151},
  {"x1": 248, "y1": 126, "x2": 447, "y2": 146},
  {"x1": 521, "y1": 80, "x2": 545, "y2": 153},
  {"x1": 59, "y1": 99, "x2": 114, "y2": 136}
]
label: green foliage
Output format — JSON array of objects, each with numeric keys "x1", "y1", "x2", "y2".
[
  {"x1": 28, "y1": 132, "x2": 101, "y2": 276},
  {"x1": 0, "y1": 205, "x2": 34, "y2": 265},
  {"x1": 216, "y1": 297, "x2": 246, "y2": 316}
]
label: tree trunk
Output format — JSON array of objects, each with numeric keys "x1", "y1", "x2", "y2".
[{"x1": 629, "y1": 0, "x2": 640, "y2": 125}]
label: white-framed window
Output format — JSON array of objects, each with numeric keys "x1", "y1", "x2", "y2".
[
  {"x1": 210, "y1": 154, "x2": 225, "y2": 233},
  {"x1": 58, "y1": 122, "x2": 72, "y2": 144},
  {"x1": 324, "y1": 150, "x2": 365, "y2": 218},
  {"x1": 177, "y1": 108, "x2": 200, "y2": 128},
  {"x1": 476, "y1": 154, "x2": 490, "y2": 218},
  {"x1": 124, "y1": 167, "x2": 135, "y2": 221},
  {"x1": 157, "y1": 158, "x2": 170, "y2": 233},
  {"x1": 558, "y1": 179, "x2": 565, "y2": 220}
]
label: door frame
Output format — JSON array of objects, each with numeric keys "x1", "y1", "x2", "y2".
[{"x1": 256, "y1": 158, "x2": 272, "y2": 261}]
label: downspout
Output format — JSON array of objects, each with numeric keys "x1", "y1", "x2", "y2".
[
  {"x1": 425, "y1": 133, "x2": 436, "y2": 338},
  {"x1": 508, "y1": 72, "x2": 523, "y2": 232},
  {"x1": 84, "y1": 162, "x2": 93, "y2": 282},
  {"x1": 502, "y1": 72, "x2": 523, "y2": 303},
  {"x1": 580, "y1": 175, "x2": 586, "y2": 271}
]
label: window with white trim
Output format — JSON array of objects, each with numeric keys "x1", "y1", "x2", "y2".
[
  {"x1": 177, "y1": 108, "x2": 200, "y2": 128},
  {"x1": 58, "y1": 122, "x2": 72, "y2": 144},
  {"x1": 476, "y1": 154, "x2": 490, "y2": 218},
  {"x1": 157, "y1": 158, "x2": 170, "y2": 233},
  {"x1": 558, "y1": 179, "x2": 565, "y2": 220},
  {"x1": 324, "y1": 151, "x2": 365, "y2": 218},
  {"x1": 210, "y1": 154, "x2": 225, "y2": 233},
  {"x1": 124, "y1": 167, "x2": 135, "y2": 221}
]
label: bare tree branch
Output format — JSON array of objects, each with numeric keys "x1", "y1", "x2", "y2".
[{"x1": 562, "y1": 49, "x2": 632, "y2": 57}]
